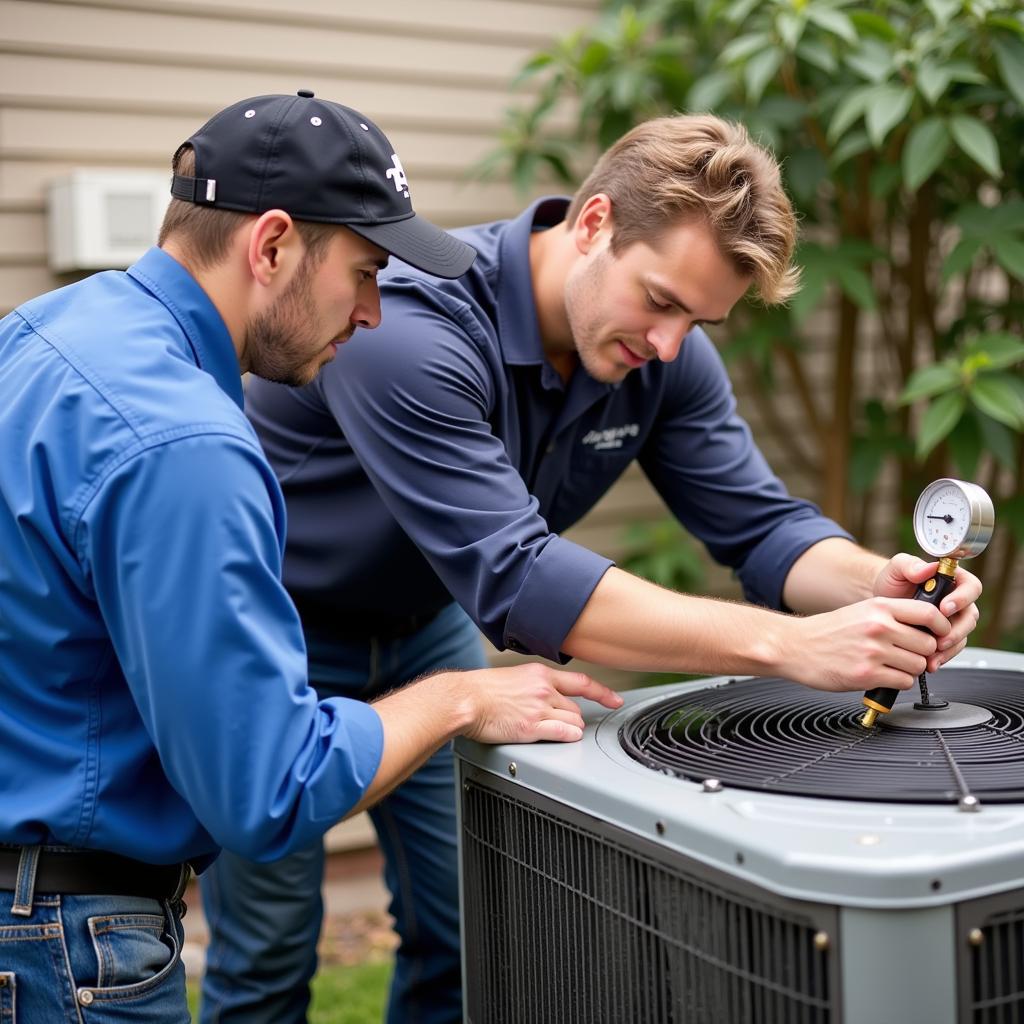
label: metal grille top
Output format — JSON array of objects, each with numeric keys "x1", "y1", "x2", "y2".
[{"x1": 619, "y1": 669, "x2": 1024, "y2": 804}]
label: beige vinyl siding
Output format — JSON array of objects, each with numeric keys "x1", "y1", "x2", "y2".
[{"x1": 0, "y1": 0, "x2": 597, "y2": 299}]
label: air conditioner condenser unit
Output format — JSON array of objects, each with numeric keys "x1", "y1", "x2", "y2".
[{"x1": 456, "y1": 647, "x2": 1024, "y2": 1024}]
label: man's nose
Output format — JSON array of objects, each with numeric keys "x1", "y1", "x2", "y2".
[
  {"x1": 645, "y1": 319, "x2": 689, "y2": 362},
  {"x1": 352, "y1": 283, "x2": 382, "y2": 330}
]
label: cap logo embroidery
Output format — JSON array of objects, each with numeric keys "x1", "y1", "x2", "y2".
[{"x1": 385, "y1": 154, "x2": 410, "y2": 199}]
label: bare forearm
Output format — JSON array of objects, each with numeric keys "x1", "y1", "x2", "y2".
[
  {"x1": 347, "y1": 672, "x2": 472, "y2": 817},
  {"x1": 782, "y1": 537, "x2": 886, "y2": 613},
  {"x1": 345, "y1": 663, "x2": 624, "y2": 818},
  {"x1": 562, "y1": 567, "x2": 791, "y2": 677},
  {"x1": 562, "y1": 559, "x2": 956, "y2": 695}
]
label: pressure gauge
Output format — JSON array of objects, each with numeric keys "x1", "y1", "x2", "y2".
[{"x1": 912, "y1": 478, "x2": 994, "y2": 560}]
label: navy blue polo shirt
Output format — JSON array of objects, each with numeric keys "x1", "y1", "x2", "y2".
[{"x1": 246, "y1": 198, "x2": 850, "y2": 663}]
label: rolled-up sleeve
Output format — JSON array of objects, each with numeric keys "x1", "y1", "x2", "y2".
[
  {"x1": 320, "y1": 288, "x2": 613, "y2": 661},
  {"x1": 77, "y1": 431, "x2": 384, "y2": 861},
  {"x1": 641, "y1": 330, "x2": 852, "y2": 610}
]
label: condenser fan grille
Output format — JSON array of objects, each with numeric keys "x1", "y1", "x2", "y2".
[{"x1": 619, "y1": 669, "x2": 1024, "y2": 803}]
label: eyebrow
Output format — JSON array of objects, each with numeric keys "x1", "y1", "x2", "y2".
[{"x1": 648, "y1": 282, "x2": 726, "y2": 326}]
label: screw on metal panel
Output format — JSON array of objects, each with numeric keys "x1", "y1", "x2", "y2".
[
  {"x1": 702, "y1": 778, "x2": 723, "y2": 792},
  {"x1": 813, "y1": 931, "x2": 830, "y2": 952},
  {"x1": 959, "y1": 795, "x2": 981, "y2": 812},
  {"x1": 655, "y1": 821, "x2": 666, "y2": 836},
  {"x1": 968, "y1": 928, "x2": 984, "y2": 947},
  {"x1": 508, "y1": 762, "x2": 517, "y2": 777},
  {"x1": 931, "y1": 879, "x2": 942, "y2": 891},
  {"x1": 735, "y1": 852, "x2": 744, "y2": 865}
]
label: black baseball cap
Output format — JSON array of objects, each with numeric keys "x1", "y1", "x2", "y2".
[{"x1": 170, "y1": 90, "x2": 476, "y2": 279}]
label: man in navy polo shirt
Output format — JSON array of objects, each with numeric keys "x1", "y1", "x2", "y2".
[
  {"x1": 215, "y1": 113, "x2": 984, "y2": 1023},
  {"x1": 0, "y1": 91, "x2": 622, "y2": 1024}
]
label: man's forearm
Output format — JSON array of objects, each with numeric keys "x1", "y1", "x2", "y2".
[
  {"x1": 562, "y1": 566, "x2": 793, "y2": 677},
  {"x1": 782, "y1": 537, "x2": 886, "y2": 613}
]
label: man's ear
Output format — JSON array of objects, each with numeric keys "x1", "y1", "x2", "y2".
[
  {"x1": 572, "y1": 193, "x2": 614, "y2": 255},
  {"x1": 247, "y1": 210, "x2": 303, "y2": 288}
]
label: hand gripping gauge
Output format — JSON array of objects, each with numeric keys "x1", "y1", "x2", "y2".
[{"x1": 859, "y1": 479, "x2": 994, "y2": 729}]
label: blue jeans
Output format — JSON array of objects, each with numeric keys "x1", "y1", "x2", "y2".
[
  {"x1": 0, "y1": 854, "x2": 188, "y2": 1022},
  {"x1": 199, "y1": 603, "x2": 487, "y2": 1024}
]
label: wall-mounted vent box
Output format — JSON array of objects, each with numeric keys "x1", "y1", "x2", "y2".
[{"x1": 47, "y1": 170, "x2": 172, "y2": 272}]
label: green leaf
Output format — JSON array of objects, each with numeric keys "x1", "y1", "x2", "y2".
[
  {"x1": 777, "y1": 9, "x2": 806, "y2": 51},
  {"x1": 836, "y1": 264, "x2": 876, "y2": 310},
  {"x1": 724, "y1": 0, "x2": 760, "y2": 25},
  {"x1": 797, "y1": 39, "x2": 838, "y2": 74},
  {"x1": 917, "y1": 391, "x2": 966, "y2": 460},
  {"x1": 806, "y1": 6, "x2": 858, "y2": 46},
  {"x1": 866, "y1": 85, "x2": 914, "y2": 148},
  {"x1": 830, "y1": 129, "x2": 871, "y2": 167},
  {"x1": 993, "y1": 34, "x2": 1024, "y2": 107},
  {"x1": 954, "y1": 200, "x2": 1024, "y2": 237},
  {"x1": 849, "y1": 438, "x2": 886, "y2": 493},
  {"x1": 686, "y1": 70, "x2": 734, "y2": 112},
  {"x1": 925, "y1": 0, "x2": 961, "y2": 29},
  {"x1": 976, "y1": 410, "x2": 1018, "y2": 472},
  {"x1": 789, "y1": 262, "x2": 829, "y2": 322},
  {"x1": 827, "y1": 85, "x2": 877, "y2": 142},
  {"x1": 845, "y1": 39, "x2": 895, "y2": 83},
  {"x1": 949, "y1": 115, "x2": 1002, "y2": 178},
  {"x1": 901, "y1": 362, "x2": 961, "y2": 402},
  {"x1": 785, "y1": 148, "x2": 828, "y2": 204},
  {"x1": 720, "y1": 32, "x2": 773, "y2": 65},
  {"x1": 998, "y1": 495, "x2": 1024, "y2": 547},
  {"x1": 993, "y1": 236, "x2": 1024, "y2": 280},
  {"x1": 745, "y1": 48, "x2": 785, "y2": 104},
  {"x1": 578, "y1": 39, "x2": 612, "y2": 76},
  {"x1": 902, "y1": 118, "x2": 951, "y2": 191},
  {"x1": 970, "y1": 373, "x2": 1024, "y2": 429},
  {"x1": 964, "y1": 332, "x2": 1024, "y2": 369},
  {"x1": 946, "y1": 414, "x2": 982, "y2": 479},
  {"x1": 870, "y1": 162, "x2": 902, "y2": 198},
  {"x1": 917, "y1": 58, "x2": 951, "y2": 106},
  {"x1": 850, "y1": 11, "x2": 900, "y2": 41}
]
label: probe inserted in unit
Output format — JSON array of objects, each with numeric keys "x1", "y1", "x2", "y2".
[{"x1": 859, "y1": 479, "x2": 994, "y2": 729}]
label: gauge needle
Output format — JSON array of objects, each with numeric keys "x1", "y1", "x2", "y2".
[{"x1": 927, "y1": 515, "x2": 954, "y2": 522}]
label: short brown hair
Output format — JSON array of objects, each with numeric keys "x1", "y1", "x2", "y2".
[
  {"x1": 566, "y1": 114, "x2": 799, "y2": 304},
  {"x1": 158, "y1": 146, "x2": 335, "y2": 269}
]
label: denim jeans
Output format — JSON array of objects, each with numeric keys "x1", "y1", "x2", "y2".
[
  {"x1": 0, "y1": 868, "x2": 188, "y2": 1023},
  {"x1": 199, "y1": 602, "x2": 487, "y2": 1024}
]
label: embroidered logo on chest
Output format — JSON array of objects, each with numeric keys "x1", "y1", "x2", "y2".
[{"x1": 581, "y1": 423, "x2": 640, "y2": 451}]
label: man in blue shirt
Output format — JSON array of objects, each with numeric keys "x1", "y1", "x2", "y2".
[
  {"x1": 0, "y1": 91, "x2": 622, "y2": 1024},
  {"x1": 220, "y1": 113, "x2": 986, "y2": 1024}
]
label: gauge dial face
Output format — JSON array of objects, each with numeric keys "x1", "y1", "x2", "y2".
[{"x1": 913, "y1": 479, "x2": 994, "y2": 559}]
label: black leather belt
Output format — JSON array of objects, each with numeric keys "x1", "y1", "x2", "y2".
[{"x1": 0, "y1": 846, "x2": 188, "y2": 900}]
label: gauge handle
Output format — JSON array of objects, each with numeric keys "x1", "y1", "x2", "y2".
[{"x1": 861, "y1": 565, "x2": 956, "y2": 716}]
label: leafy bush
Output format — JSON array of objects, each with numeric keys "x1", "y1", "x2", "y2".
[{"x1": 483, "y1": 0, "x2": 1024, "y2": 643}]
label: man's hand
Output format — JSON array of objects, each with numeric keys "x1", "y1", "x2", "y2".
[
  {"x1": 873, "y1": 553, "x2": 982, "y2": 671},
  {"x1": 780, "y1": 596, "x2": 953, "y2": 693},
  {"x1": 456, "y1": 663, "x2": 623, "y2": 744}
]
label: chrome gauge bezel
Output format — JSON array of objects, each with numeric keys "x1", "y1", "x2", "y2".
[{"x1": 912, "y1": 478, "x2": 994, "y2": 559}]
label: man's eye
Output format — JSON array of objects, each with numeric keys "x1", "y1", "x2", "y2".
[{"x1": 646, "y1": 293, "x2": 671, "y2": 311}]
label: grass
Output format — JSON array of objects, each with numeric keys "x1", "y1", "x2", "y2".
[{"x1": 188, "y1": 961, "x2": 391, "y2": 1023}]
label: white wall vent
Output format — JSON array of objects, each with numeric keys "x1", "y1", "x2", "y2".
[{"x1": 47, "y1": 170, "x2": 172, "y2": 272}]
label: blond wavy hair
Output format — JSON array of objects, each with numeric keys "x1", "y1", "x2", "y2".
[{"x1": 566, "y1": 114, "x2": 799, "y2": 304}]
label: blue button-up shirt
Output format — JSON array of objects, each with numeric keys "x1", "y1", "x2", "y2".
[
  {"x1": 0, "y1": 248, "x2": 383, "y2": 866},
  {"x1": 247, "y1": 198, "x2": 851, "y2": 662}
]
